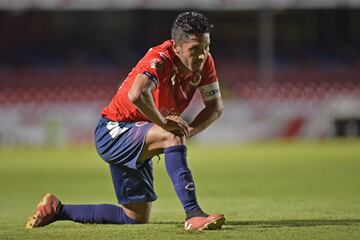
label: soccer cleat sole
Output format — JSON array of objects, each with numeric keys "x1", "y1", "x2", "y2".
[
  {"x1": 185, "y1": 215, "x2": 226, "y2": 231},
  {"x1": 26, "y1": 212, "x2": 40, "y2": 229},
  {"x1": 25, "y1": 193, "x2": 52, "y2": 229},
  {"x1": 200, "y1": 216, "x2": 226, "y2": 230}
]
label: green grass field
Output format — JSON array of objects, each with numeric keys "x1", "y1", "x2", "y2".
[{"x1": 1, "y1": 140, "x2": 360, "y2": 240}]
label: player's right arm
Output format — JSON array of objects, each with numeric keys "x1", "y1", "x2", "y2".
[{"x1": 128, "y1": 73, "x2": 189, "y2": 136}]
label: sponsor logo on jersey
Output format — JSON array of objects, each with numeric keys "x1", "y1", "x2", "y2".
[{"x1": 150, "y1": 58, "x2": 163, "y2": 71}]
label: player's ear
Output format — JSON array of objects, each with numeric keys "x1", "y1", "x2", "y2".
[{"x1": 172, "y1": 42, "x2": 181, "y2": 55}]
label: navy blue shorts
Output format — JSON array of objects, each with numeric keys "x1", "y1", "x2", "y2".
[{"x1": 94, "y1": 117, "x2": 157, "y2": 204}]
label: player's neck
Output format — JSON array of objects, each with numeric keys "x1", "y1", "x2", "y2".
[{"x1": 174, "y1": 57, "x2": 193, "y2": 78}]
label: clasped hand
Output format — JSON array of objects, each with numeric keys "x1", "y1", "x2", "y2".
[{"x1": 163, "y1": 115, "x2": 190, "y2": 137}]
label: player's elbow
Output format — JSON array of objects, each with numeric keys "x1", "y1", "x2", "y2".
[
  {"x1": 214, "y1": 104, "x2": 223, "y2": 118},
  {"x1": 128, "y1": 89, "x2": 140, "y2": 103},
  {"x1": 206, "y1": 99, "x2": 223, "y2": 119},
  {"x1": 213, "y1": 99, "x2": 224, "y2": 119},
  {"x1": 128, "y1": 87, "x2": 150, "y2": 104},
  {"x1": 128, "y1": 87, "x2": 148, "y2": 104},
  {"x1": 128, "y1": 78, "x2": 153, "y2": 103}
]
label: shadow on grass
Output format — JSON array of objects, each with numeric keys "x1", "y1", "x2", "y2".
[
  {"x1": 151, "y1": 219, "x2": 360, "y2": 228},
  {"x1": 150, "y1": 221, "x2": 183, "y2": 225},
  {"x1": 225, "y1": 219, "x2": 360, "y2": 228}
]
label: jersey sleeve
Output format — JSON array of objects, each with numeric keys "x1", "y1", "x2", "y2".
[
  {"x1": 134, "y1": 48, "x2": 170, "y2": 87},
  {"x1": 199, "y1": 53, "x2": 218, "y2": 86}
]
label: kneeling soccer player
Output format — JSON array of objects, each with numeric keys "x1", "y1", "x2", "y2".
[{"x1": 26, "y1": 11, "x2": 225, "y2": 231}]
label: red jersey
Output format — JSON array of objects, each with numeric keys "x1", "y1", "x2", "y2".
[{"x1": 101, "y1": 40, "x2": 218, "y2": 122}]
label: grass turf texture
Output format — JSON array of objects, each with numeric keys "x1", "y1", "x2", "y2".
[{"x1": 1, "y1": 140, "x2": 360, "y2": 240}]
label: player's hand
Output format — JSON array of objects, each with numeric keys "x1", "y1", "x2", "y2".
[
  {"x1": 187, "y1": 126, "x2": 196, "y2": 139},
  {"x1": 164, "y1": 115, "x2": 189, "y2": 137}
]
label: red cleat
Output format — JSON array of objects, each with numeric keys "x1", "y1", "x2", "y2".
[
  {"x1": 25, "y1": 193, "x2": 61, "y2": 229},
  {"x1": 184, "y1": 213, "x2": 226, "y2": 231}
]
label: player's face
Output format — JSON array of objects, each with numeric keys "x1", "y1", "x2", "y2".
[{"x1": 174, "y1": 33, "x2": 210, "y2": 73}]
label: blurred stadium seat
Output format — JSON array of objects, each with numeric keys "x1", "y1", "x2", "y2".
[{"x1": 1, "y1": 65, "x2": 359, "y2": 104}]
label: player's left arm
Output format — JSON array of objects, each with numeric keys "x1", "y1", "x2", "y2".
[{"x1": 188, "y1": 81, "x2": 223, "y2": 138}]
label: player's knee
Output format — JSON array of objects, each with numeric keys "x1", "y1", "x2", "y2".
[
  {"x1": 134, "y1": 217, "x2": 149, "y2": 224},
  {"x1": 123, "y1": 210, "x2": 150, "y2": 224},
  {"x1": 161, "y1": 131, "x2": 185, "y2": 148},
  {"x1": 123, "y1": 215, "x2": 149, "y2": 224}
]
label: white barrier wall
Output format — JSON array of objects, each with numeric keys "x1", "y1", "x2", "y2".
[
  {"x1": 0, "y1": 102, "x2": 103, "y2": 146},
  {"x1": 0, "y1": 96, "x2": 359, "y2": 146}
]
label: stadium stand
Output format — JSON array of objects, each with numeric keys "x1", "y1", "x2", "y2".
[{"x1": 1, "y1": 64, "x2": 359, "y2": 104}]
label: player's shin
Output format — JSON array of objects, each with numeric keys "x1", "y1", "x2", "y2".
[
  {"x1": 56, "y1": 204, "x2": 138, "y2": 224},
  {"x1": 164, "y1": 145, "x2": 208, "y2": 219}
]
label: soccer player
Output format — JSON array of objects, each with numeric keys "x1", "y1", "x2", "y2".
[{"x1": 26, "y1": 11, "x2": 225, "y2": 231}]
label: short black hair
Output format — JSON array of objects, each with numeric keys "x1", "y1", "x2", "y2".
[{"x1": 171, "y1": 12, "x2": 213, "y2": 43}]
